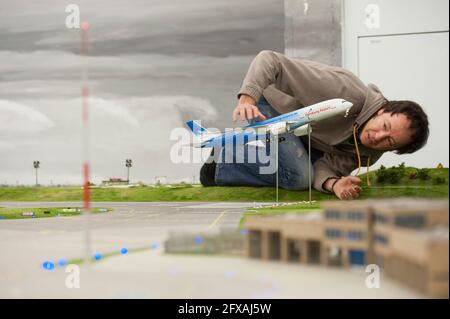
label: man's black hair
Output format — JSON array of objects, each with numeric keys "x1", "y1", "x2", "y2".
[{"x1": 382, "y1": 100, "x2": 429, "y2": 154}]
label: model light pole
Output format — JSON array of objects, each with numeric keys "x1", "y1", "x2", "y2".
[
  {"x1": 125, "y1": 159, "x2": 132, "y2": 184},
  {"x1": 80, "y1": 21, "x2": 92, "y2": 265},
  {"x1": 33, "y1": 161, "x2": 40, "y2": 186}
]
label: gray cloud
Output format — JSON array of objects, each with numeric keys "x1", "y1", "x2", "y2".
[
  {"x1": 0, "y1": 0, "x2": 283, "y2": 56},
  {"x1": 0, "y1": 0, "x2": 284, "y2": 184},
  {"x1": 0, "y1": 99, "x2": 55, "y2": 132}
]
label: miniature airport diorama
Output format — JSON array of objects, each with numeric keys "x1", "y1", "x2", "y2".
[{"x1": 243, "y1": 198, "x2": 449, "y2": 298}]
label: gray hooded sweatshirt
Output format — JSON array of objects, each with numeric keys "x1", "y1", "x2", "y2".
[{"x1": 238, "y1": 50, "x2": 388, "y2": 192}]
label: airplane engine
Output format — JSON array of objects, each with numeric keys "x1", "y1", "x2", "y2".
[
  {"x1": 292, "y1": 124, "x2": 312, "y2": 137},
  {"x1": 267, "y1": 122, "x2": 287, "y2": 135}
]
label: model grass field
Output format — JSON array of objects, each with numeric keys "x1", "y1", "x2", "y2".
[
  {"x1": 239, "y1": 164, "x2": 448, "y2": 223},
  {"x1": 0, "y1": 165, "x2": 447, "y2": 203},
  {"x1": 0, "y1": 207, "x2": 111, "y2": 220},
  {"x1": 0, "y1": 166, "x2": 447, "y2": 203}
]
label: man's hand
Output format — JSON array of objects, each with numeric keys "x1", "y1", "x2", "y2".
[
  {"x1": 333, "y1": 176, "x2": 362, "y2": 200},
  {"x1": 232, "y1": 95, "x2": 267, "y2": 122}
]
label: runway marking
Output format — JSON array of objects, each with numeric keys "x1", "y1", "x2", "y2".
[{"x1": 207, "y1": 210, "x2": 227, "y2": 230}]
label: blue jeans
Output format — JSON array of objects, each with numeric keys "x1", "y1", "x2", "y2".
[{"x1": 215, "y1": 97, "x2": 322, "y2": 190}]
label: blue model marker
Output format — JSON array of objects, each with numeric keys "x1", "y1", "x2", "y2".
[
  {"x1": 194, "y1": 235, "x2": 203, "y2": 245},
  {"x1": 58, "y1": 259, "x2": 68, "y2": 267},
  {"x1": 120, "y1": 247, "x2": 128, "y2": 255},
  {"x1": 93, "y1": 253, "x2": 102, "y2": 261},
  {"x1": 42, "y1": 261, "x2": 55, "y2": 271}
]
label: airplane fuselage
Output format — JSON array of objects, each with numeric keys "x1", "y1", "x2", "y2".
[{"x1": 191, "y1": 98, "x2": 353, "y2": 148}]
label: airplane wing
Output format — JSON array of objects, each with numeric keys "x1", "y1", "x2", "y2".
[
  {"x1": 245, "y1": 122, "x2": 270, "y2": 129},
  {"x1": 246, "y1": 140, "x2": 266, "y2": 148}
]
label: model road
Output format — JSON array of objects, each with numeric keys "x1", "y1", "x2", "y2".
[
  {"x1": 0, "y1": 201, "x2": 256, "y2": 265},
  {"x1": 0, "y1": 201, "x2": 422, "y2": 298}
]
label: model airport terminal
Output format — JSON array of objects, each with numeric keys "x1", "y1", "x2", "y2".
[
  {"x1": 1, "y1": 0, "x2": 449, "y2": 302},
  {"x1": 243, "y1": 198, "x2": 449, "y2": 298}
]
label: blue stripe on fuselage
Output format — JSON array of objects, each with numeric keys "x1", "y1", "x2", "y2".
[
  {"x1": 246, "y1": 109, "x2": 304, "y2": 127},
  {"x1": 200, "y1": 108, "x2": 308, "y2": 148},
  {"x1": 202, "y1": 129, "x2": 266, "y2": 148}
]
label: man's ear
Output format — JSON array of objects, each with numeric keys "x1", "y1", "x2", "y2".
[{"x1": 377, "y1": 108, "x2": 385, "y2": 115}]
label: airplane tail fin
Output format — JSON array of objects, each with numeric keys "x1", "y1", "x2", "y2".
[{"x1": 186, "y1": 120, "x2": 208, "y2": 136}]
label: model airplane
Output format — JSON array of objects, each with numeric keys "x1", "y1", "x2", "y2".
[{"x1": 186, "y1": 98, "x2": 353, "y2": 148}]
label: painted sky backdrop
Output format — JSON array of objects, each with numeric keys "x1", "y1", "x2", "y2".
[{"x1": 0, "y1": 0, "x2": 284, "y2": 185}]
